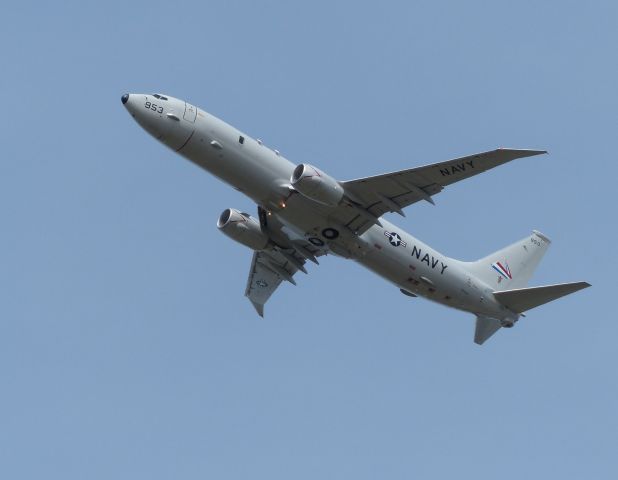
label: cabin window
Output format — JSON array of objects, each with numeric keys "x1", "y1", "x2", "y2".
[{"x1": 239, "y1": 135, "x2": 245, "y2": 144}]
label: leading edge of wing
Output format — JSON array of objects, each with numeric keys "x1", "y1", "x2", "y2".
[{"x1": 341, "y1": 148, "x2": 548, "y2": 184}]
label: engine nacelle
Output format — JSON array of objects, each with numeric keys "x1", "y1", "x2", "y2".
[
  {"x1": 217, "y1": 208, "x2": 269, "y2": 250},
  {"x1": 291, "y1": 164, "x2": 344, "y2": 206}
]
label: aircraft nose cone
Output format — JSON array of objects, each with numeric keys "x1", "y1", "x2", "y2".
[{"x1": 121, "y1": 93, "x2": 129, "y2": 105}]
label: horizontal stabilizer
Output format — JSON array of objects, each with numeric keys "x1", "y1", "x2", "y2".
[
  {"x1": 493, "y1": 282, "x2": 591, "y2": 313},
  {"x1": 474, "y1": 315, "x2": 502, "y2": 345}
]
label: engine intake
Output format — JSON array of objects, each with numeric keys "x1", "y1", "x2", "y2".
[
  {"x1": 291, "y1": 164, "x2": 344, "y2": 206},
  {"x1": 217, "y1": 208, "x2": 269, "y2": 250}
]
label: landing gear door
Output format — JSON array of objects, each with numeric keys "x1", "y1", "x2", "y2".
[{"x1": 183, "y1": 102, "x2": 197, "y2": 123}]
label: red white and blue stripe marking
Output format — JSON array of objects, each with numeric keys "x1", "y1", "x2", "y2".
[{"x1": 492, "y1": 261, "x2": 512, "y2": 280}]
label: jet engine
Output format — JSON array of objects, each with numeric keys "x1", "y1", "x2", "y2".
[
  {"x1": 217, "y1": 208, "x2": 269, "y2": 250},
  {"x1": 291, "y1": 164, "x2": 344, "y2": 206}
]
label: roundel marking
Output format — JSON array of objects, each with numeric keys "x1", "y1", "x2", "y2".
[
  {"x1": 308, "y1": 237, "x2": 325, "y2": 246},
  {"x1": 321, "y1": 228, "x2": 339, "y2": 240},
  {"x1": 384, "y1": 231, "x2": 407, "y2": 247},
  {"x1": 389, "y1": 233, "x2": 402, "y2": 246}
]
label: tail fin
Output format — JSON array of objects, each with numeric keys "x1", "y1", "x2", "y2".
[{"x1": 464, "y1": 230, "x2": 551, "y2": 291}]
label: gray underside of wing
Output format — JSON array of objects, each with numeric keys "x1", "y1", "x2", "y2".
[
  {"x1": 243, "y1": 208, "x2": 327, "y2": 317},
  {"x1": 244, "y1": 247, "x2": 317, "y2": 317},
  {"x1": 245, "y1": 251, "x2": 285, "y2": 317},
  {"x1": 338, "y1": 148, "x2": 546, "y2": 234}
]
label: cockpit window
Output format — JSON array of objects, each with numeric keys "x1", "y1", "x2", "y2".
[{"x1": 152, "y1": 93, "x2": 168, "y2": 101}]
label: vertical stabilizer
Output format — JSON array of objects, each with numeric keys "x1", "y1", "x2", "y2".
[{"x1": 464, "y1": 231, "x2": 551, "y2": 291}]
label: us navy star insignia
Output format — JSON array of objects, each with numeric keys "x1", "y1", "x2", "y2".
[{"x1": 384, "y1": 231, "x2": 406, "y2": 247}]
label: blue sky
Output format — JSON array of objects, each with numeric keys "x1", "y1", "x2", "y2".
[{"x1": 1, "y1": 1, "x2": 616, "y2": 478}]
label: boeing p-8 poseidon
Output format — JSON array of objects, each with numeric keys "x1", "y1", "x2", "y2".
[{"x1": 122, "y1": 93, "x2": 589, "y2": 344}]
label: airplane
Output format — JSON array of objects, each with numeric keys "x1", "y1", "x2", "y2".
[{"x1": 121, "y1": 92, "x2": 590, "y2": 344}]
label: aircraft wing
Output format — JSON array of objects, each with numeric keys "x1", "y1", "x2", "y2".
[
  {"x1": 245, "y1": 250, "x2": 294, "y2": 316},
  {"x1": 338, "y1": 148, "x2": 546, "y2": 234},
  {"x1": 244, "y1": 208, "x2": 325, "y2": 316}
]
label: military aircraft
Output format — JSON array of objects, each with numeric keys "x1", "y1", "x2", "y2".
[{"x1": 121, "y1": 93, "x2": 590, "y2": 344}]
